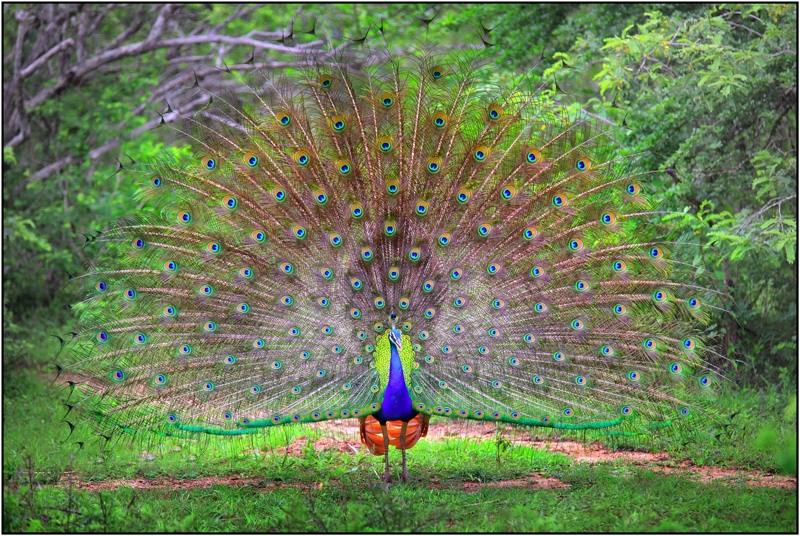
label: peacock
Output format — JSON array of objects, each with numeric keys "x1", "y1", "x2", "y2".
[{"x1": 58, "y1": 33, "x2": 723, "y2": 483}]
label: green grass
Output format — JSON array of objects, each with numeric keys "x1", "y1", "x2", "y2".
[{"x1": 2, "y1": 313, "x2": 797, "y2": 532}]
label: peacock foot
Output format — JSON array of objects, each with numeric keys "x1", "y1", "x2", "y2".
[
  {"x1": 399, "y1": 469, "x2": 411, "y2": 483},
  {"x1": 382, "y1": 470, "x2": 393, "y2": 483}
]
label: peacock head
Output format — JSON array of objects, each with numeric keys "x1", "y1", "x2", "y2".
[{"x1": 388, "y1": 326, "x2": 403, "y2": 351}]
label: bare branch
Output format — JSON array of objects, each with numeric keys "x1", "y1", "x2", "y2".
[{"x1": 20, "y1": 38, "x2": 75, "y2": 79}]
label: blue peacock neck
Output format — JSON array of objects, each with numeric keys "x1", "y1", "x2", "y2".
[{"x1": 374, "y1": 340, "x2": 418, "y2": 423}]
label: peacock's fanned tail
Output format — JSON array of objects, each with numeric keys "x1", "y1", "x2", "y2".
[{"x1": 63, "y1": 46, "x2": 722, "y2": 442}]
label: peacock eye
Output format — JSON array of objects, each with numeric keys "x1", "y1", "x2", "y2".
[{"x1": 277, "y1": 112, "x2": 292, "y2": 126}]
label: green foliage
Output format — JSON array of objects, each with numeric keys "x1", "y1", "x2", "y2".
[{"x1": 448, "y1": 3, "x2": 797, "y2": 386}]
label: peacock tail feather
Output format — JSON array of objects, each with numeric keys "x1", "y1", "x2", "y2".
[{"x1": 61, "y1": 42, "x2": 724, "y2": 446}]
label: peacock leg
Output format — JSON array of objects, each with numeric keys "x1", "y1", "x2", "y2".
[
  {"x1": 380, "y1": 423, "x2": 392, "y2": 483},
  {"x1": 399, "y1": 421, "x2": 410, "y2": 483}
]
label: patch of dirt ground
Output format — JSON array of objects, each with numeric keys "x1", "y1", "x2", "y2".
[{"x1": 50, "y1": 423, "x2": 796, "y2": 492}]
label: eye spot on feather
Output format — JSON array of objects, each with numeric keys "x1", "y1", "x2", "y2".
[
  {"x1": 314, "y1": 189, "x2": 328, "y2": 205},
  {"x1": 243, "y1": 153, "x2": 259, "y2": 167},
  {"x1": 526, "y1": 148, "x2": 542, "y2": 163},
  {"x1": 601, "y1": 212, "x2": 616, "y2": 225},
  {"x1": 336, "y1": 159, "x2": 351, "y2": 175},
  {"x1": 379, "y1": 91, "x2": 395, "y2": 108},
  {"x1": 202, "y1": 156, "x2": 216, "y2": 170},
  {"x1": 277, "y1": 111, "x2": 292, "y2": 126},
  {"x1": 111, "y1": 369, "x2": 126, "y2": 382},
  {"x1": 331, "y1": 115, "x2": 346, "y2": 132},
  {"x1": 293, "y1": 151, "x2": 309, "y2": 166},
  {"x1": 377, "y1": 136, "x2": 393, "y2": 152}
]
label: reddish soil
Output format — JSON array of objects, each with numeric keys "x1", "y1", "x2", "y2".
[{"x1": 49, "y1": 423, "x2": 796, "y2": 492}]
